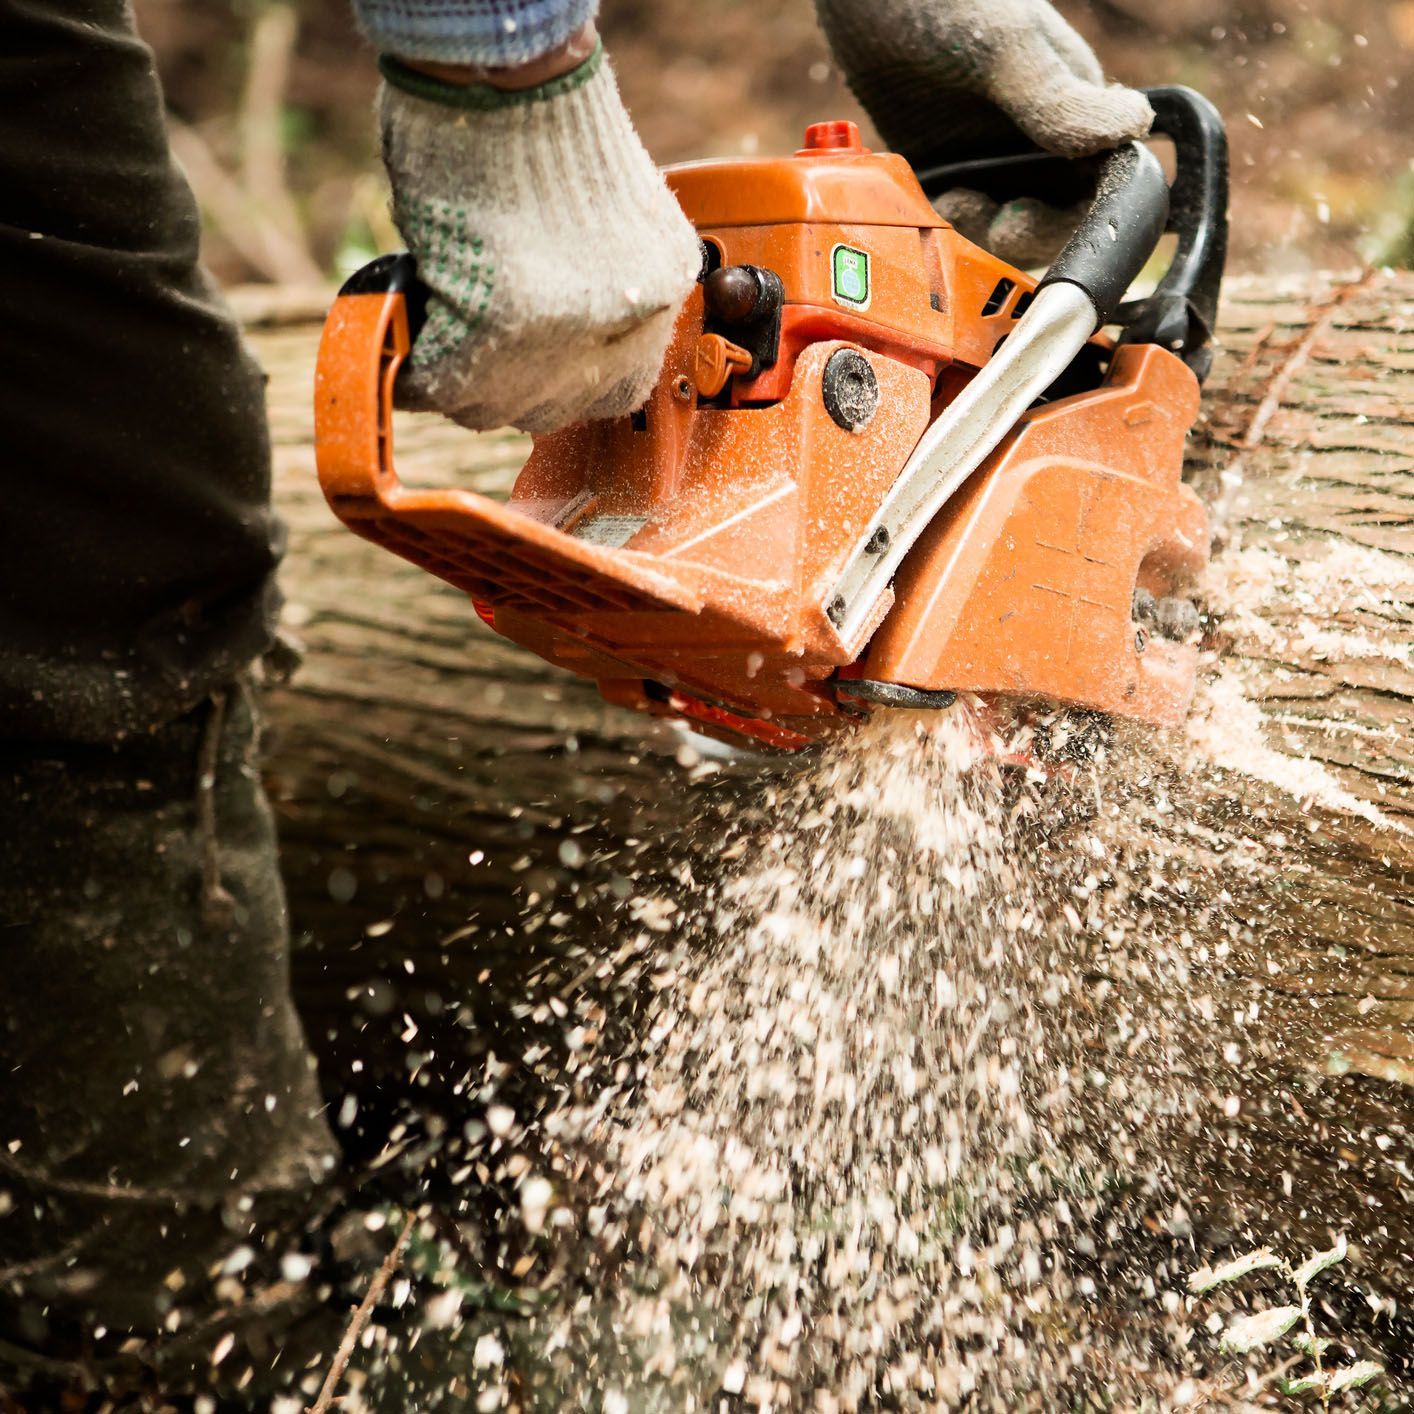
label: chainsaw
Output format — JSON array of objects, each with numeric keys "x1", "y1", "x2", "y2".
[{"x1": 315, "y1": 87, "x2": 1228, "y2": 753}]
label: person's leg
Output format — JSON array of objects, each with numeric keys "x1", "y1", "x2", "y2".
[
  {"x1": 0, "y1": 687, "x2": 340, "y2": 1393},
  {"x1": 0, "y1": 0, "x2": 282, "y2": 742},
  {"x1": 0, "y1": 0, "x2": 339, "y2": 1394}
]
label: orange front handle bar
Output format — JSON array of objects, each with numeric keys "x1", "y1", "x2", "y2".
[{"x1": 313, "y1": 254, "x2": 424, "y2": 521}]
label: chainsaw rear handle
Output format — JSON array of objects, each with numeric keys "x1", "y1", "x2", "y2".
[{"x1": 916, "y1": 85, "x2": 1229, "y2": 378}]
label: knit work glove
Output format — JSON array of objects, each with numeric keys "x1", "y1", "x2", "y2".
[
  {"x1": 814, "y1": 0, "x2": 1153, "y2": 265},
  {"x1": 378, "y1": 46, "x2": 701, "y2": 434}
]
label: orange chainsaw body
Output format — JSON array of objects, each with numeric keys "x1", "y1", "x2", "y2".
[{"x1": 315, "y1": 122, "x2": 1208, "y2": 751}]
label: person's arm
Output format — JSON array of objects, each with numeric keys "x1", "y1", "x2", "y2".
[
  {"x1": 352, "y1": 0, "x2": 597, "y2": 69},
  {"x1": 353, "y1": 1, "x2": 701, "y2": 434}
]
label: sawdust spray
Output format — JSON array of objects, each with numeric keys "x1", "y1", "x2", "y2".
[{"x1": 524, "y1": 704, "x2": 1246, "y2": 1409}]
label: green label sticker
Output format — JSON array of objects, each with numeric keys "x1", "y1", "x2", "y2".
[{"x1": 832, "y1": 245, "x2": 870, "y2": 306}]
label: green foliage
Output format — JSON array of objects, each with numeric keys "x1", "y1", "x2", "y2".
[
  {"x1": 1377, "y1": 199, "x2": 1414, "y2": 270},
  {"x1": 1219, "y1": 1305, "x2": 1302, "y2": 1355},
  {"x1": 1293, "y1": 1237, "x2": 1349, "y2": 1289},
  {"x1": 403, "y1": 1214, "x2": 549, "y2": 1316},
  {"x1": 1281, "y1": 1373, "x2": 1332, "y2": 1396},
  {"x1": 279, "y1": 102, "x2": 316, "y2": 153},
  {"x1": 1369, "y1": 168, "x2": 1414, "y2": 269},
  {"x1": 1329, "y1": 1362, "x2": 1385, "y2": 1394},
  {"x1": 1188, "y1": 1237, "x2": 1386, "y2": 1407},
  {"x1": 1188, "y1": 1247, "x2": 1281, "y2": 1294}
]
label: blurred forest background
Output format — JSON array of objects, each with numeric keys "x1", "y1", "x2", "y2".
[{"x1": 133, "y1": 0, "x2": 1414, "y2": 286}]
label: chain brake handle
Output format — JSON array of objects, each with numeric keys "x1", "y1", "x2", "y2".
[{"x1": 341, "y1": 250, "x2": 429, "y2": 334}]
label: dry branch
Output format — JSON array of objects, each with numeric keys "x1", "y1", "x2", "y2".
[
  {"x1": 307, "y1": 1209, "x2": 418, "y2": 1414},
  {"x1": 168, "y1": 5, "x2": 322, "y2": 285}
]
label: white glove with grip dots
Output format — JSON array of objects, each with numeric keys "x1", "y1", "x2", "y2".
[{"x1": 379, "y1": 45, "x2": 701, "y2": 434}]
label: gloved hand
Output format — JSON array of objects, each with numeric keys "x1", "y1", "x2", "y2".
[
  {"x1": 378, "y1": 44, "x2": 701, "y2": 434},
  {"x1": 814, "y1": 0, "x2": 1154, "y2": 264}
]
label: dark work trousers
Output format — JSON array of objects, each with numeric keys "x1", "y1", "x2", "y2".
[
  {"x1": 0, "y1": 0, "x2": 282, "y2": 744},
  {"x1": 0, "y1": 1, "x2": 339, "y2": 1396}
]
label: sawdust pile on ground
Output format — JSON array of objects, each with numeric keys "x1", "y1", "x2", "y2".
[
  {"x1": 1186, "y1": 541, "x2": 1412, "y2": 831},
  {"x1": 1202, "y1": 542, "x2": 1413, "y2": 671},
  {"x1": 503, "y1": 706, "x2": 1253, "y2": 1409}
]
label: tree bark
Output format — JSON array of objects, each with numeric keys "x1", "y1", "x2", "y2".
[{"x1": 248, "y1": 271, "x2": 1413, "y2": 1320}]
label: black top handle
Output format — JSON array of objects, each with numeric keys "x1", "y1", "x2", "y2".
[
  {"x1": 1115, "y1": 86, "x2": 1229, "y2": 381},
  {"x1": 914, "y1": 85, "x2": 1230, "y2": 382}
]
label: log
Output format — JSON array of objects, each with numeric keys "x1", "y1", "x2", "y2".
[{"x1": 249, "y1": 270, "x2": 1413, "y2": 1357}]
